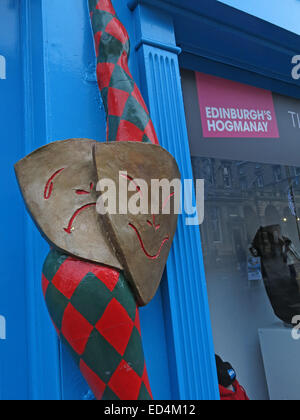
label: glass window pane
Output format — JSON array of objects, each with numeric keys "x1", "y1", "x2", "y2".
[{"x1": 182, "y1": 68, "x2": 300, "y2": 400}]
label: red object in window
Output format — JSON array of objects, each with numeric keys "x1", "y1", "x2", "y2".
[{"x1": 219, "y1": 380, "x2": 250, "y2": 401}]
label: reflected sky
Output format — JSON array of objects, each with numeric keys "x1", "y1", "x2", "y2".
[{"x1": 218, "y1": 0, "x2": 300, "y2": 35}]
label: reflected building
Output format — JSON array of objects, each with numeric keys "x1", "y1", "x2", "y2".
[{"x1": 192, "y1": 157, "x2": 300, "y2": 269}]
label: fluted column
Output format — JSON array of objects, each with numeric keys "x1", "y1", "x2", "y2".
[{"x1": 128, "y1": 0, "x2": 219, "y2": 400}]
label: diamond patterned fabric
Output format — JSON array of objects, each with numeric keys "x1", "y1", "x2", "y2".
[{"x1": 42, "y1": 248, "x2": 153, "y2": 400}]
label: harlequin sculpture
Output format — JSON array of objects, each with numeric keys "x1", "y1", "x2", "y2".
[{"x1": 14, "y1": 0, "x2": 180, "y2": 400}]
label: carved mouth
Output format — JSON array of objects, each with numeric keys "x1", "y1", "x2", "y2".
[
  {"x1": 64, "y1": 203, "x2": 97, "y2": 234},
  {"x1": 128, "y1": 223, "x2": 169, "y2": 260}
]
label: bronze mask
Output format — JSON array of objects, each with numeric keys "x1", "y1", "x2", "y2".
[{"x1": 93, "y1": 142, "x2": 180, "y2": 306}]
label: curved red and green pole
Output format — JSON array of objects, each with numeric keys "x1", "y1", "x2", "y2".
[
  {"x1": 87, "y1": 0, "x2": 159, "y2": 397},
  {"x1": 89, "y1": 0, "x2": 159, "y2": 145},
  {"x1": 42, "y1": 0, "x2": 159, "y2": 401}
]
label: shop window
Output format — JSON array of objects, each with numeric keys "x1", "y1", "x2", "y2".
[
  {"x1": 274, "y1": 165, "x2": 283, "y2": 182},
  {"x1": 181, "y1": 68, "x2": 300, "y2": 401},
  {"x1": 240, "y1": 176, "x2": 248, "y2": 191},
  {"x1": 203, "y1": 158, "x2": 215, "y2": 185},
  {"x1": 223, "y1": 164, "x2": 232, "y2": 188},
  {"x1": 238, "y1": 162, "x2": 246, "y2": 176},
  {"x1": 294, "y1": 167, "x2": 300, "y2": 185},
  {"x1": 211, "y1": 206, "x2": 222, "y2": 243},
  {"x1": 256, "y1": 174, "x2": 264, "y2": 188}
]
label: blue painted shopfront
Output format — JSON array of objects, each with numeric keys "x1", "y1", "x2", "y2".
[{"x1": 0, "y1": 0, "x2": 300, "y2": 400}]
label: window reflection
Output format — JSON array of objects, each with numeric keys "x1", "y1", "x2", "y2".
[
  {"x1": 191, "y1": 157, "x2": 300, "y2": 400},
  {"x1": 192, "y1": 158, "x2": 300, "y2": 257}
]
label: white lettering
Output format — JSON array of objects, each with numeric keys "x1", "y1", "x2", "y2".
[
  {"x1": 266, "y1": 110, "x2": 272, "y2": 121},
  {"x1": 243, "y1": 121, "x2": 250, "y2": 131},
  {"x1": 128, "y1": 178, "x2": 148, "y2": 215},
  {"x1": 151, "y1": 178, "x2": 181, "y2": 215},
  {"x1": 184, "y1": 179, "x2": 204, "y2": 226},
  {"x1": 0, "y1": 316, "x2": 6, "y2": 340},
  {"x1": 211, "y1": 107, "x2": 219, "y2": 118},
  {"x1": 292, "y1": 55, "x2": 300, "y2": 80},
  {"x1": 206, "y1": 119, "x2": 271, "y2": 133},
  {"x1": 244, "y1": 109, "x2": 250, "y2": 120},
  {"x1": 288, "y1": 111, "x2": 300, "y2": 129},
  {"x1": 207, "y1": 119, "x2": 216, "y2": 132},
  {"x1": 104, "y1": 405, "x2": 139, "y2": 417},
  {"x1": 205, "y1": 107, "x2": 212, "y2": 118},
  {"x1": 292, "y1": 315, "x2": 300, "y2": 340},
  {"x1": 257, "y1": 110, "x2": 264, "y2": 120},
  {"x1": 231, "y1": 108, "x2": 237, "y2": 119},
  {"x1": 225, "y1": 120, "x2": 234, "y2": 132},
  {"x1": 257, "y1": 122, "x2": 264, "y2": 132},
  {"x1": 216, "y1": 120, "x2": 225, "y2": 131},
  {"x1": 96, "y1": 178, "x2": 117, "y2": 215},
  {"x1": 289, "y1": 111, "x2": 297, "y2": 127},
  {"x1": 0, "y1": 55, "x2": 6, "y2": 80},
  {"x1": 234, "y1": 120, "x2": 243, "y2": 132},
  {"x1": 204, "y1": 107, "x2": 273, "y2": 134}
]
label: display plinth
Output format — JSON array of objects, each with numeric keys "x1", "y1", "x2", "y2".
[{"x1": 259, "y1": 323, "x2": 300, "y2": 400}]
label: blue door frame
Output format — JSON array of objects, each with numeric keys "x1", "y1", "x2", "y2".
[
  {"x1": 1, "y1": 0, "x2": 299, "y2": 400},
  {"x1": 0, "y1": 0, "x2": 28, "y2": 400}
]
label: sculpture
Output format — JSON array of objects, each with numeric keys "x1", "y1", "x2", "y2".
[
  {"x1": 251, "y1": 225, "x2": 300, "y2": 325},
  {"x1": 14, "y1": 0, "x2": 180, "y2": 400}
]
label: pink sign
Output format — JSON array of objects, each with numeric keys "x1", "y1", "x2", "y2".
[{"x1": 196, "y1": 72, "x2": 279, "y2": 138}]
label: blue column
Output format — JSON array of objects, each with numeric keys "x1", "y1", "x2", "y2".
[
  {"x1": 128, "y1": 0, "x2": 219, "y2": 400},
  {"x1": 20, "y1": 0, "x2": 62, "y2": 400}
]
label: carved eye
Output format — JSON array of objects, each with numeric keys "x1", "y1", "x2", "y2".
[
  {"x1": 75, "y1": 183, "x2": 94, "y2": 195},
  {"x1": 44, "y1": 168, "x2": 65, "y2": 200}
]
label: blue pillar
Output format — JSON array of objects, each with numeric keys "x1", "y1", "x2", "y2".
[
  {"x1": 128, "y1": 0, "x2": 219, "y2": 400},
  {"x1": 20, "y1": 0, "x2": 62, "y2": 400}
]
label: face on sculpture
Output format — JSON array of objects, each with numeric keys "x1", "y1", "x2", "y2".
[
  {"x1": 43, "y1": 162, "x2": 96, "y2": 235},
  {"x1": 14, "y1": 139, "x2": 122, "y2": 270},
  {"x1": 93, "y1": 141, "x2": 181, "y2": 306},
  {"x1": 120, "y1": 172, "x2": 174, "y2": 260},
  {"x1": 15, "y1": 139, "x2": 180, "y2": 306}
]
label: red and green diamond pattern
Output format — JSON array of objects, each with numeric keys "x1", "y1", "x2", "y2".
[
  {"x1": 88, "y1": 0, "x2": 159, "y2": 145},
  {"x1": 40, "y1": 0, "x2": 161, "y2": 401},
  {"x1": 42, "y1": 248, "x2": 153, "y2": 400}
]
